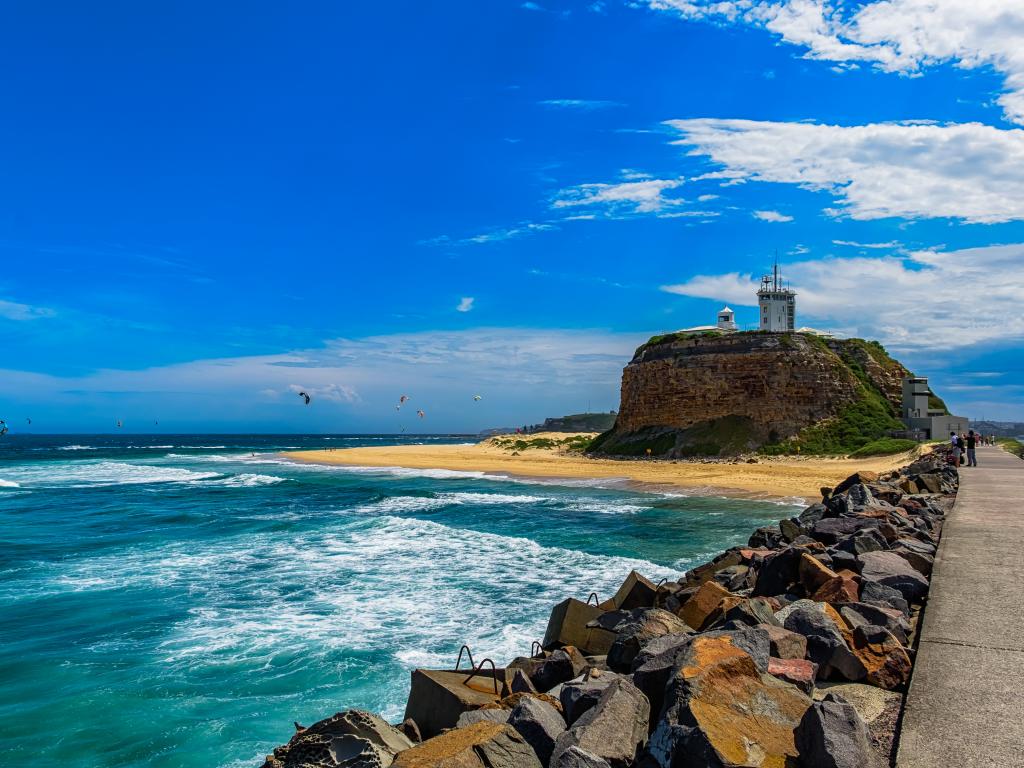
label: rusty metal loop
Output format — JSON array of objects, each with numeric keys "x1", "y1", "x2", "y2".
[
  {"x1": 586, "y1": 592, "x2": 600, "y2": 606},
  {"x1": 462, "y1": 657, "x2": 499, "y2": 696},
  {"x1": 454, "y1": 644, "x2": 475, "y2": 671}
]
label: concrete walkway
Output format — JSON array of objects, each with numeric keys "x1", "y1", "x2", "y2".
[{"x1": 897, "y1": 445, "x2": 1024, "y2": 768}]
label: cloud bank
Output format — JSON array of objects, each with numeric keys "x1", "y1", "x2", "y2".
[
  {"x1": 649, "y1": 0, "x2": 1024, "y2": 125},
  {"x1": 662, "y1": 242, "x2": 1024, "y2": 350}
]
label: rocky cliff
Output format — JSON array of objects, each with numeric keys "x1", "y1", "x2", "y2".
[{"x1": 589, "y1": 332, "x2": 910, "y2": 457}]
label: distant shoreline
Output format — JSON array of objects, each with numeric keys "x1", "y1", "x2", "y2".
[{"x1": 285, "y1": 433, "x2": 925, "y2": 501}]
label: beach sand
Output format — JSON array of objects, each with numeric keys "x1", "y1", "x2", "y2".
[{"x1": 288, "y1": 433, "x2": 926, "y2": 501}]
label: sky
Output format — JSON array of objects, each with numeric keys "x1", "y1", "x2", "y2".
[{"x1": 1, "y1": 0, "x2": 1023, "y2": 433}]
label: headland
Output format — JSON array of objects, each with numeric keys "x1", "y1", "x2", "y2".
[{"x1": 287, "y1": 432, "x2": 929, "y2": 501}]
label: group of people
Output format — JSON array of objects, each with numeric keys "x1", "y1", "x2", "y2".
[{"x1": 950, "y1": 429, "x2": 993, "y2": 468}]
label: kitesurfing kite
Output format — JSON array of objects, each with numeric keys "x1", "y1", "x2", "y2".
[
  {"x1": 416, "y1": 409, "x2": 425, "y2": 419},
  {"x1": 399, "y1": 395, "x2": 409, "y2": 405},
  {"x1": 298, "y1": 391, "x2": 311, "y2": 405},
  {"x1": 26, "y1": 417, "x2": 31, "y2": 424},
  {"x1": 116, "y1": 420, "x2": 123, "y2": 428},
  {"x1": 473, "y1": 395, "x2": 482, "y2": 401},
  {"x1": 0, "y1": 420, "x2": 8, "y2": 436}
]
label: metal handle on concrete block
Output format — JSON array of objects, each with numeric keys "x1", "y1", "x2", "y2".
[
  {"x1": 454, "y1": 644, "x2": 475, "y2": 671},
  {"x1": 463, "y1": 658, "x2": 499, "y2": 696},
  {"x1": 530, "y1": 641, "x2": 543, "y2": 658},
  {"x1": 586, "y1": 592, "x2": 600, "y2": 606}
]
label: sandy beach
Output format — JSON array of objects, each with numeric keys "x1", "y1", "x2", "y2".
[{"x1": 287, "y1": 433, "x2": 925, "y2": 501}]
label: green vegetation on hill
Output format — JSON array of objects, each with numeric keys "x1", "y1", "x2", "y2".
[
  {"x1": 997, "y1": 437, "x2": 1024, "y2": 459},
  {"x1": 492, "y1": 434, "x2": 595, "y2": 453},
  {"x1": 849, "y1": 438, "x2": 919, "y2": 457},
  {"x1": 761, "y1": 338, "x2": 906, "y2": 456}
]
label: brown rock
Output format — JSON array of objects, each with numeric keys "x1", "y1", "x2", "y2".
[
  {"x1": 392, "y1": 722, "x2": 542, "y2": 768},
  {"x1": 851, "y1": 626, "x2": 912, "y2": 690},
  {"x1": 648, "y1": 635, "x2": 812, "y2": 768},
  {"x1": 679, "y1": 581, "x2": 733, "y2": 631},
  {"x1": 811, "y1": 574, "x2": 860, "y2": 604},
  {"x1": 758, "y1": 623, "x2": 808, "y2": 660},
  {"x1": 799, "y1": 553, "x2": 838, "y2": 594},
  {"x1": 768, "y1": 656, "x2": 818, "y2": 694}
]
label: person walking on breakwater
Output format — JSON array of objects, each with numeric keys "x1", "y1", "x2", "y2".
[
  {"x1": 966, "y1": 429, "x2": 979, "y2": 467},
  {"x1": 950, "y1": 432, "x2": 961, "y2": 467}
]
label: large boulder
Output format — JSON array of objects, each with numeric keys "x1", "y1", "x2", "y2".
[
  {"x1": 752, "y1": 547, "x2": 803, "y2": 597},
  {"x1": 679, "y1": 581, "x2": 735, "y2": 631},
  {"x1": 782, "y1": 602, "x2": 865, "y2": 682},
  {"x1": 559, "y1": 670, "x2": 622, "y2": 725},
  {"x1": 799, "y1": 553, "x2": 838, "y2": 595},
  {"x1": 551, "y1": 678, "x2": 650, "y2": 768},
  {"x1": 758, "y1": 623, "x2": 808, "y2": 661},
  {"x1": 607, "y1": 609, "x2": 690, "y2": 672},
  {"x1": 857, "y1": 551, "x2": 929, "y2": 602},
  {"x1": 839, "y1": 603, "x2": 910, "y2": 645},
  {"x1": 508, "y1": 696, "x2": 566, "y2": 765},
  {"x1": 518, "y1": 647, "x2": 589, "y2": 693},
  {"x1": 794, "y1": 692, "x2": 881, "y2": 768},
  {"x1": 851, "y1": 625, "x2": 912, "y2": 690},
  {"x1": 647, "y1": 634, "x2": 811, "y2": 768},
  {"x1": 858, "y1": 581, "x2": 909, "y2": 616},
  {"x1": 262, "y1": 710, "x2": 413, "y2": 768},
  {"x1": 391, "y1": 722, "x2": 541, "y2": 768}
]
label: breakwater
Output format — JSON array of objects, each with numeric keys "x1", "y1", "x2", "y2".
[{"x1": 262, "y1": 449, "x2": 956, "y2": 767}]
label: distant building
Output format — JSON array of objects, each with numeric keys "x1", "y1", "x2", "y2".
[
  {"x1": 758, "y1": 261, "x2": 796, "y2": 331},
  {"x1": 901, "y1": 376, "x2": 967, "y2": 439},
  {"x1": 678, "y1": 305, "x2": 740, "y2": 334}
]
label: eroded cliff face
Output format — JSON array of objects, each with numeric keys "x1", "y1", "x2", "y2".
[{"x1": 590, "y1": 333, "x2": 908, "y2": 457}]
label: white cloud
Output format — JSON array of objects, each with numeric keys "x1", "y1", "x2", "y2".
[
  {"x1": 421, "y1": 222, "x2": 556, "y2": 246},
  {"x1": 287, "y1": 382, "x2": 360, "y2": 403},
  {"x1": 648, "y1": 0, "x2": 1024, "y2": 125},
  {"x1": 457, "y1": 297, "x2": 475, "y2": 312},
  {"x1": 661, "y1": 242, "x2": 1024, "y2": 350},
  {"x1": 553, "y1": 177, "x2": 686, "y2": 213},
  {"x1": 0, "y1": 328, "x2": 645, "y2": 429},
  {"x1": 0, "y1": 298, "x2": 55, "y2": 321},
  {"x1": 753, "y1": 209, "x2": 794, "y2": 222},
  {"x1": 832, "y1": 239, "x2": 902, "y2": 249},
  {"x1": 539, "y1": 99, "x2": 624, "y2": 110},
  {"x1": 666, "y1": 118, "x2": 1024, "y2": 223}
]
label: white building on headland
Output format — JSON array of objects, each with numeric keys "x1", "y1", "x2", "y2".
[
  {"x1": 676, "y1": 260, "x2": 832, "y2": 336},
  {"x1": 758, "y1": 261, "x2": 796, "y2": 332}
]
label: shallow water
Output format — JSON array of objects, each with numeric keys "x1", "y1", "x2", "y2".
[{"x1": 0, "y1": 434, "x2": 798, "y2": 767}]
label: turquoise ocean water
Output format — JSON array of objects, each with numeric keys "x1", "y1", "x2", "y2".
[{"x1": 0, "y1": 435, "x2": 798, "y2": 767}]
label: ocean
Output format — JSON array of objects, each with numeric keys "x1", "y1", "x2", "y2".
[{"x1": 0, "y1": 435, "x2": 799, "y2": 767}]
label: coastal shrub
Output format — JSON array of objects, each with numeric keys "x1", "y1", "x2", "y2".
[
  {"x1": 849, "y1": 438, "x2": 918, "y2": 457},
  {"x1": 997, "y1": 438, "x2": 1024, "y2": 459},
  {"x1": 761, "y1": 381, "x2": 904, "y2": 456}
]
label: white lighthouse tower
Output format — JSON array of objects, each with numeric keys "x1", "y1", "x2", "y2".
[{"x1": 757, "y1": 259, "x2": 796, "y2": 332}]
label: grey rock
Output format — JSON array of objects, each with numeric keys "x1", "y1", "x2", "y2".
[
  {"x1": 795, "y1": 692, "x2": 882, "y2": 768},
  {"x1": 269, "y1": 709, "x2": 414, "y2": 768},
  {"x1": 629, "y1": 634, "x2": 693, "y2": 721},
  {"x1": 780, "y1": 517, "x2": 804, "y2": 542},
  {"x1": 553, "y1": 746, "x2": 611, "y2": 768},
  {"x1": 859, "y1": 580, "x2": 910, "y2": 616},
  {"x1": 857, "y1": 550, "x2": 929, "y2": 602},
  {"x1": 508, "y1": 696, "x2": 566, "y2": 765},
  {"x1": 839, "y1": 602, "x2": 910, "y2": 644},
  {"x1": 798, "y1": 502, "x2": 829, "y2": 525},
  {"x1": 607, "y1": 609, "x2": 689, "y2": 672},
  {"x1": 456, "y1": 709, "x2": 511, "y2": 728},
  {"x1": 717, "y1": 597, "x2": 780, "y2": 628},
  {"x1": 551, "y1": 678, "x2": 650, "y2": 768},
  {"x1": 559, "y1": 670, "x2": 621, "y2": 725}
]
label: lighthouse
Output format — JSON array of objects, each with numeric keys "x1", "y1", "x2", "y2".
[{"x1": 758, "y1": 259, "x2": 796, "y2": 332}]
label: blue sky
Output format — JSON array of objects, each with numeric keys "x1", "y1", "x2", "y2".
[{"x1": 2, "y1": 0, "x2": 1023, "y2": 432}]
